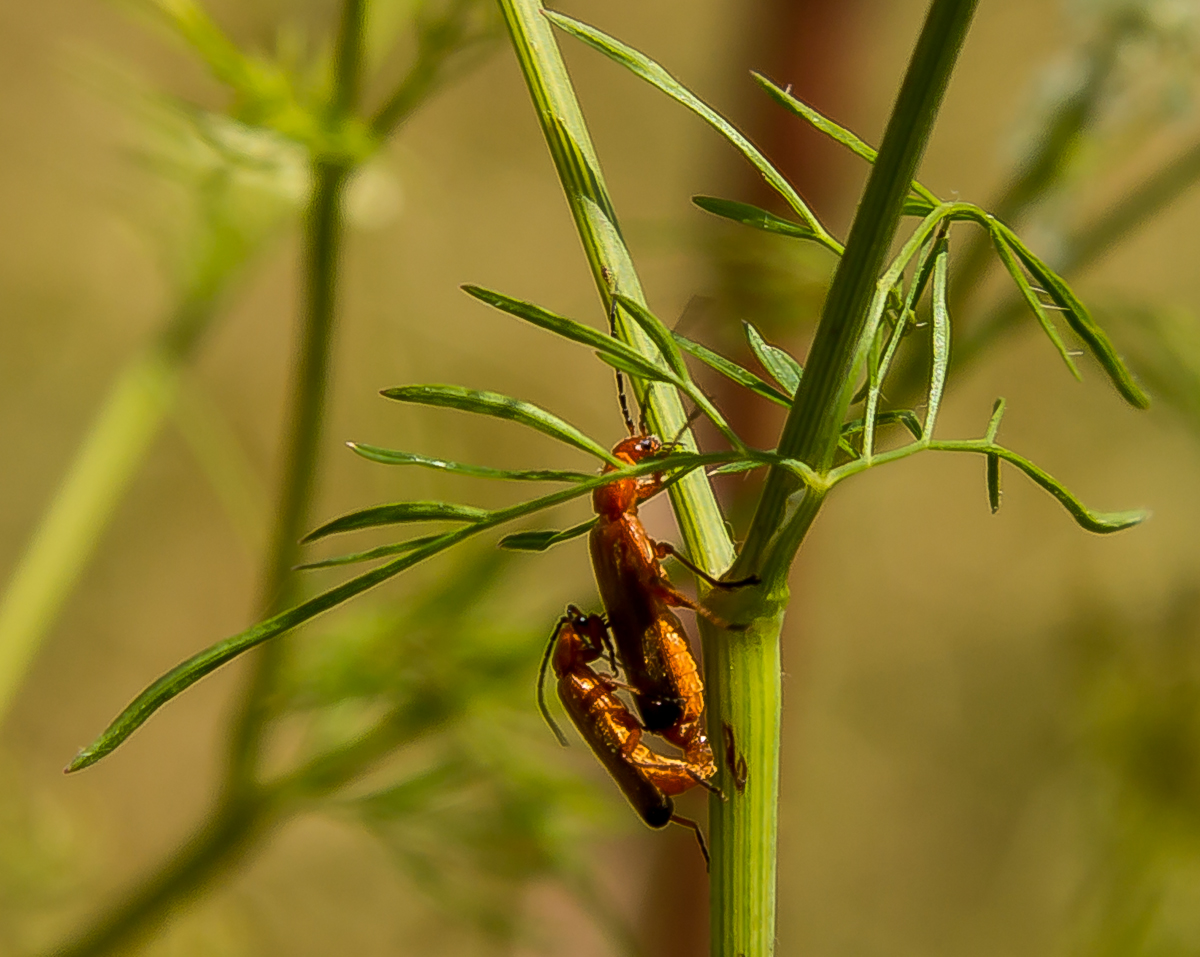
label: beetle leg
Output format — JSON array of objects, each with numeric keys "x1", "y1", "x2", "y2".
[
  {"x1": 652, "y1": 541, "x2": 760, "y2": 590},
  {"x1": 649, "y1": 579, "x2": 747, "y2": 631},
  {"x1": 669, "y1": 815, "x2": 710, "y2": 870}
]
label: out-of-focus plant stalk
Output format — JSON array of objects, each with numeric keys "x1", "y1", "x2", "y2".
[
  {"x1": 226, "y1": 155, "x2": 353, "y2": 789},
  {"x1": 48, "y1": 3, "x2": 369, "y2": 954},
  {"x1": 0, "y1": 292, "x2": 223, "y2": 725}
]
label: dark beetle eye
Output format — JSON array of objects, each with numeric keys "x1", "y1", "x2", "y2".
[{"x1": 572, "y1": 614, "x2": 589, "y2": 629}]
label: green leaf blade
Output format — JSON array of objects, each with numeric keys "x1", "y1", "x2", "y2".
[
  {"x1": 296, "y1": 535, "x2": 443, "y2": 570},
  {"x1": 498, "y1": 519, "x2": 597, "y2": 551},
  {"x1": 998, "y1": 229, "x2": 1149, "y2": 408},
  {"x1": 672, "y1": 333, "x2": 791, "y2": 407},
  {"x1": 692, "y1": 196, "x2": 819, "y2": 242},
  {"x1": 347, "y1": 444, "x2": 591, "y2": 483},
  {"x1": 988, "y1": 231, "x2": 1080, "y2": 380},
  {"x1": 380, "y1": 385, "x2": 622, "y2": 466},
  {"x1": 612, "y1": 295, "x2": 689, "y2": 381},
  {"x1": 461, "y1": 285, "x2": 673, "y2": 382},
  {"x1": 743, "y1": 322, "x2": 802, "y2": 397},
  {"x1": 546, "y1": 10, "x2": 838, "y2": 250},
  {"x1": 752, "y1": 72, "x2": 940, "y2": 206},
  {"x1": 986, "y1": 453, "x2": 1001, "y2": 514},
  {"x1": 302, "y1": 501, "x2": 488, "y2": 543}
]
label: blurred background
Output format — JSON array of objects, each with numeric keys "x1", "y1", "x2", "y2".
[{"x1": 3, "y1": 0, "x2": 1200, "y2": 954}]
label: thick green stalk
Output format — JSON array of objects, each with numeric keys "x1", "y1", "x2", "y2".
[
  {"x1": 497, "y1": 5, "x2": 763, "y2": 953},
  {"x1": 736, "y1": 0, "x2": 979, "y2": 591},
  {"x1": 0, "y1": 292, "x2": 222, "y2": 726},
  {"x1": 46, "y1": 7, "x2": 365, "y2": 955},
  {"x1": 225, "y1": 0, "x2": 364, "y2": 789},
  {"x1": 705, "y1": 4, "x2": 977, "y2": 956},
  {"x1": 495, "y1": 0, "x2": 732, "y2": 575}
]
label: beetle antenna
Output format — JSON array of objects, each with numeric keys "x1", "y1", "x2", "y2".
[
  {"x1": 538, "y1": 617, "x2": 569, "y2": 747},
  {"x1": 604, "y1": 292, "x2": 638, "y2": 436},
  {"x1": 664, "y1": 404, "x2": 703, "y2": 450}
]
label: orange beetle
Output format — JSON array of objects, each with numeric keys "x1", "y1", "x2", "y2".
[{"x1": 540, "y1": 606, "x2": 717, "y2": 862}]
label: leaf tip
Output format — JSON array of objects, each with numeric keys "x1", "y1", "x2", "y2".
[{"x1": 65, "y1": 746, "x2": 100, "y2": 774}]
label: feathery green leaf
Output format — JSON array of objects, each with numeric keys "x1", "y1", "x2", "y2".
[
  {"x1": 498, "y1": 519, "x2": 597, "y2": 551},
  {"x1": 691, "y1": 195, "x2": 819, "y2": 242},
  {"x1": 65, "y1": 450, "x2": 736, "y2": 771},
  {"x1": 381, "y1": 385, "x2": 622, "y2": 465},
  {"x1": 347, "y1": 443, "x2": 591, "y2": 482},
  {"x1": 743, "y1": 322, "x2": 802, "y2": 397},
  {"x1": 303, "y1": 501, "x2": 488, "y2": 543}
]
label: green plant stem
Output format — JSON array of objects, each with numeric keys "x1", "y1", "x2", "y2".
[
  {"x1": 225, "y1": 157, "x2": 352, "y2": 789},
  {"x1": 49, "y1": 157, "x2": 353, "y2": 957},
  {"x1": 497, "y1": 5, "x2": 761, "y2": 954},
  {"x1": 737, "y1": 0, "x2": 979, "y2": 590},
  {"x1": 47, "y1": 793, "x2": 279, "y2": 957},
  {"x1": 495, "y1": 0, "x2": 732, "y2": 576},
  {"x1": 48, "y1": 7, "x2": 364, "y2": 955},
  {"x1": 226, "y1": 0, "x2": 365, "y2": 791},
  {"x1": 0, "y1": 292, "x2": 222, "y2": 727},
  {"x1": 706, "y1": 4, "x2": 977, "y2": 956}
]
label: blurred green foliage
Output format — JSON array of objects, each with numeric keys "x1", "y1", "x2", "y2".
[
  {"x1": 1065, "y1": 586, "x2": 1200, "y2": 957},
  {"x1": 5, "y1": 0, "x2": 1200, "y2": 954}
]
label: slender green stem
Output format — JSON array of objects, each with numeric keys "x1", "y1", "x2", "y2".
[
  {"x1": 0, "y1": 290, "x2": 224, "y2": 727},
  {"x1": 45, "y1": 794, "x2": 280, "y2": 957},
  {"x1": 224, "y1": 158, "x2": 350, "y2": 788},
  {"x1": 736, "y1": 0, "x2": 979, "y2": 592},
  {"x1": 46, "y1": 6, "x2": 367, "y2": 955},
  {"x1": 705, "y1": 5, "x2": 978, "y2": 956},
  {"x1": 495, "y1": 0, "x2": 733, "y2": 577},
  {"x1": 225, "y1": 0, "x2": 365, "y2": 789}
]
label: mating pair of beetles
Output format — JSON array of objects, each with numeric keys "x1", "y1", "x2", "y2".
[{"x1": 538, "y1": 425, "x2": 757, "y2": 865}]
